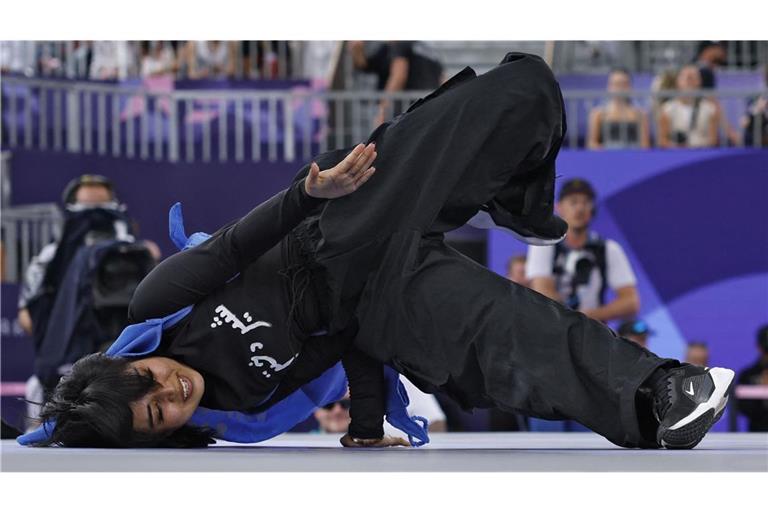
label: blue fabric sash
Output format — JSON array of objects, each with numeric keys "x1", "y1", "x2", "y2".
[{"x1": 18, "y1": 202, "x2": 429, "y2": 447}]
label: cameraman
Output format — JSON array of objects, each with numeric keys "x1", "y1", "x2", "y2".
[
  {"x1": 16, "y1": 175, "x2": 158, "y2": 430},
  {"x1": 525, "y1": 178, "x2": 640, "y2": 323}
]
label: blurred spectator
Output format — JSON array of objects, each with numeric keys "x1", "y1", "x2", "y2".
[
  {"x1": 240, "y1": 41, "x2": 294, "y2": 79},
  {"x1": 89, "y1": 41, "x2": 137, "y2": 81},
  {"x1": 650, "y1": 68, "x2": 678, "y2": 124},
  {"x1": 741, "y1": 70, "x2": 768, "y2": 147},
  {"x1": 618, "y1": 319, "x2": 654, "y2": 348},
  {"x1": 300, "y1": 41, "x2": 339, "y2": 84},
  {"x1": 694, "y1": 41, "x2": 727, "y2": 89},
  {"x1": 526, "y1": 179, "x2": 640, "y2": 323},
  {"x1": 693, "y1": 41, "x2": 741, "y2": 146},
  {"x1": 658, "y1": 65, "x2": 718, "y2": 148},
  {"x1": 506, "y1": 254, "x2": 530, "y2": 287},
  {"x1": 17, "y1": 175, "x2": 159, "y2": 431},
  {"x1": 684, "y1": 340, "x2": 710, "y2": 367},
  {"x1": 313, "y1": 378, "x2": 447, "y2": 434},
  {"x1": 185, "y1": 41, "x2": 235, "y2": 80},
  {"x1": 0, "y1": 41, "x2": 38, "y2": 75},
  {"x1": 736, "y1": 325, "x2": 768, "y2": 432},
  {"x1": 348, "y1": 41, "x2": 443, "y2": 125},
  {"x1": 313, "y1": 393, "x2": 352, "y2": 434},
  {"x1": 140, "y1": 41, "x2": 176, "y2": 78},
  {"x1": 70, "y1": 41, "x2": 93, "y2": 78},
  {"x1": 587, "y1": 68, "x2": 649, "y2": 149}
]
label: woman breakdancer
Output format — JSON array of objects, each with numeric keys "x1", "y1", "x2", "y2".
[{"x1": 24, "y1": 52, "x2": 733, "y2": 450}]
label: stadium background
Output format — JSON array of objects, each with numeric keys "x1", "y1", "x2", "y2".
[{"x1": 1, "y1": 40, "x2": 766, "y2": 434}]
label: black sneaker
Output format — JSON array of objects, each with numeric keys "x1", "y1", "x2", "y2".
[
  {"x1": 467, "y1": 207, "x2": 567, "y2": 246},
  {"x1": 652, "y1": 365, "x2": 734, "y2": 449}
]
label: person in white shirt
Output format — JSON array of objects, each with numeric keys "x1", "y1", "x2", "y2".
[
  {"x1": 658, "y1": 65, "x2": 719, "y2": 148},
  {"x1": 526, "y1": 178, "x2": 640, "y2": 323},
  {"x1": 525, "y1": 178, "x2": 641, "y2": 433}
]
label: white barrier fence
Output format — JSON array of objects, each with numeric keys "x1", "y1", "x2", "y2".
[
  {"x1": 3, "y1": 76, "x2": 766, "y2": 166},
  {"x1": 1, "y1": 203, "x2": 62, "y2": 284}
]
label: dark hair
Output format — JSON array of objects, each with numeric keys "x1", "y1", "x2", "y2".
[
  {"x1": 558, "y1": 178, "x2": 596, "y2": 202},
  {"x1": 34, "y1": 353, "x2": 215, "y2": 448},
  {"x1": 686, "y1": 340, "x2": 709, "y2": 350}
]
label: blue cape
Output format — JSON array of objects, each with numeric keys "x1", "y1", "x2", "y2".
[{"x1": 18, "y1": 203, "x2": 429, "y2": 447}]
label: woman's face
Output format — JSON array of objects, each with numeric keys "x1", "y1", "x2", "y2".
[
  {"x1": 676, "y1": 66, "x2": 701, "y2": 91},
  {"x1": 607, "y1": 71, "x2": 631, "y2": 94},
  {"x1": 128, "y1": 357, "x2": 205, "y2": 435}
]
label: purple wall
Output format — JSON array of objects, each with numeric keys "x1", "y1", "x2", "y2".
[{"x1": 8, "y1": 150, "x2": 304, "y2": 258}]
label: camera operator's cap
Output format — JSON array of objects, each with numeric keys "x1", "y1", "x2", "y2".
[
  {"x1": 618, "y1": 319, "x2": 654, "y2": 337},
  {"x1": 62, "y1": 174, "x2": 116, "y2": 205},
  {"x1": 558, "y1": 178, "x2": 596, "y2": 202}
]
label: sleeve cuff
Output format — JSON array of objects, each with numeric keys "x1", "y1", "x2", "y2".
[{"x1": 295, "y1": 178, "x2": 326, "y2": 211}]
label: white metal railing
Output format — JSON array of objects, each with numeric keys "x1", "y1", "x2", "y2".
[
  {"x1": 3, "y1": 76, "x2": 765, "y2": 163},
  {"x1": 1, "y1": 75, "x2": 429, "y2": 163},
  {"x1": 1, "y1": 203, "x2": 63, "y2": 284}
]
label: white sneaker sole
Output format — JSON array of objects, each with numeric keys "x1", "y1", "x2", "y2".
[
  {"x1": 660, "y1": 367, "x2": 734, "y2": 449},
  {"x1": 466, "y1": 210, "x2": 566, "y2": 246}
]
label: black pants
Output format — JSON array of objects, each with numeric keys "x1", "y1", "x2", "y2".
[
  {"x1": 298, "y1": 53, "x2": 676, "y2": 448},
  {"x1": 383, "y1": 236, "x2": 673, "y2": 448}
]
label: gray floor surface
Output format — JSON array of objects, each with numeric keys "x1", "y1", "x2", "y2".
[{"x1": 2, "y1": 432, "x2": 767, "y2": 472}]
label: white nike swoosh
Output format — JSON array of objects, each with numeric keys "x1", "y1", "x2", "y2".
[{"x1": 685, "y1": 382, "x2": 695, "y2": 396}]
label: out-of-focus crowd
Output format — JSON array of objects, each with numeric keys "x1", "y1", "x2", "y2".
[
  {"x1": 2, "y1": 40, "x2": 766, "y2": 147},
  {"x1": 0, "y1": 41, "x2": 300, "y2": 80}
]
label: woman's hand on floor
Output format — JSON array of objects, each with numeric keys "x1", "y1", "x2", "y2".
[
  {"x1": 339, "y1": 433, "x2": 410, "y2": 448},
  {"x1": 304, "y1": 143, "x2": 377, "y2": 199}
]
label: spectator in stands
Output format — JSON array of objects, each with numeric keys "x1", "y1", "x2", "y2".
[
  {"x1": 526, "y1": 179, "x2": 640, "y2": 323},
  {"x1": 240, "y1": 41, "x2": 294, "y2": 79},
  {"x1": 140, "y1": 41, "x2": 177, "y2": 78},
  {"x1": 741, "y1": 69, "x2": 768, "y2": 147},
  {"x1": 313, "y1": 393, "x2": 353, "y2": 435},
  {"x1": 89, "y1": 41, "x2": 137, "y2": 81},
  {"x1": 658, "y1": 65, "x2": 719, "y2": 148},
  {"x1": 506, "y1": 254, "x2": 530, "y2": 287},
  {"x1": 587, "y1": 68, "x2": 649, "y2": 149},
  {"x1": 684, "y1": 341, "x2": 710, "y2": 367},
  {"x1": 0, "y1": 41, "x2": 38, "y2": 76},
  {"x1": 650, "y1": 68, "x2": 677, "y2": 126},
  {"x1": 736, "y1": 325, "x2": 768, "y2": 432},
  {"x1": 618, "y1": 319, "x2": 653, "y2": 349},
  {"x1": 185, "y1": 41, "x2": 235, "y2": 80},
  {"x1": 348, "y1": 41, "x2": 444, "y2": 126},
  {"x1": 694, "y1": 41, "x2": 727, "y2": 89},
  {"x1": 693, "y1": 41, "x2": 741, "y2": 146},
  {"x1": 313, "y1": 378, "x2": 448, "y2": 436}
]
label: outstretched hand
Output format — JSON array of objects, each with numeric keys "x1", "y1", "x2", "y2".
[
  {"x1": 340, "y1": 433, "x2": 410, "y2": 448},
  {"x1": 304, "y1": 143, "x2": 378, "y2": 199}
]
